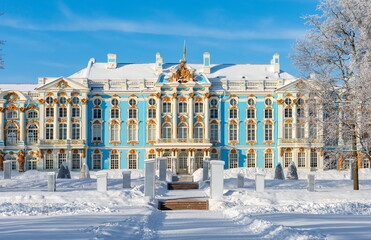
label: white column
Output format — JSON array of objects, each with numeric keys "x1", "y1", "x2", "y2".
[
  {"x1": 293, "y1": 104, "x2": 297, "y2": 140},
  {"x1": 53, "y1": 150, "x2": 58, "y2": 169},
  {"x1": 67, "y1": 99, "x2": 71, "y2": 140},
  {"x1": 67, "y1": 150, "x2": 72, "y2": 170},
  {"x1": 277, "y1": 97, "x2": 283, "y2": 141},
  {"x1": 39, "y1": 101, "x2": 45, "y2": 142},
  {"x1": 19, "y1": 103, "x2": 25, "y2": 143},
  {"x1": 53, "y1": 102, "x2": 58, "y2": 140},
  {"x1": 0, "y1": 103, "x2": 4, "y2": 144},
  {"x1": 210, "y1": 160, "x2": 225, "y2": 199},
  {"x1": 156, "y1": 97, "x2": 162, "y2": 141},
  {"x1": 204, "y1": 96, "x2": 209, "y2": 140},
  {"x1": 189, "y1": 95, "x2": 194, "y2": 139},
  {"x1": 172, "y1": 95, "x2": 177, "y2": 139},
  {"x1": 81, "y1": 98, "x2": 88, "y2": 141}
]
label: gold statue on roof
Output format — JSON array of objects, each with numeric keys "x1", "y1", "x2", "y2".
[{"x1": 169, "y1": 41, "x2": 197, "y2": 83}]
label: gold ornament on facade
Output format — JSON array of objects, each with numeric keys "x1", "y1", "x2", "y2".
[
  {"x1": 57, "y1": 79, "x2": 69, "y2": 89},
  {"x1": 73, "y1": 149, "x2": 79, "y2": 154},
  {"x1": 180, "y1": 116, "x2": 187, "y2": 123},
  {"x1": 265, "y1": 148, "x2": 272, "y2": 153},
  {"x1": 82, "y1": 149, "x2": 86, "y2": 158},
  {"x1": 0, "y1": 107, "x2": 4, "y2": 113},
  {"x1": 277, "y1": 99, "x2": 284, "y2": 105},
  {"x1": 164, "y1": 116, "x2": 171, "y2": 123},
  {"x1": 60, "y1": 119, "x2": 67, "y2": 123},
  {"x1": 155, "y1": 93, "x2": 161, "y2": 99},
  {"x1": 247, "y1": 120, "x2": 256, "y2": 124},
  {"x1": 293, "y1": 99, "x2": 298, "y2": 105},
  {"x1": 59, "y1": 92, "x2": 67, "y2": 97},
  {"x1": 264, "y1": 120, "x2": 273, "y2": 125},
  {"x1": 47, "y1": 149, "x2": 53, "y2": 154},
  {"x1": 172, "y1": 93, "x2": 178, "y2": 99},
  {"x1": 179, "y1": 96, "x2": 187, "y2": 102},
  {"x1": 188, "y1": 93, "x2": 194, "y2": 99},
  {"x1": 73, "y1": 92, "x2": 80, "y2": 96},
  {"x1": 286, "y1": 148, "x2": 292, "y2": 153},
  {"x1": 94, "y1": 149, "x2": 100, "y2": 154},
  {"x1": 299, "y1": 147, "x2": 305, "y2": 152},
  {"x1": 148, "y1": 119, "x2": 156, "y2": 125},
  {"x1": 6, "y1": 104, "x2": 18, "y2": 110},
  {"x1": 110, "y1": 120, "x2": 120, "y2": 125},
  {"x1": 195, "y1": 115, "x2": 203, "y2": 122},
  {"x1": 248, "y1": 149, "x2": 255, "y2": 154},
  {"x1": 163, "y1": 96, "x2": 171, "y2": 102},
  {"x1": 169, "y1": 61, "x2": 196, "y2": 83},
  {"x1": 110, "y1": 141, "x2": 122, "y2": 145},
  {"x1": 66, "y1": 98, "x2": 72, "y2": 104},
  {"x1": 247, "y1": 141, "x2": 257, "y2": 145},
  {"x1": 60, "y1": 149, "x2": 65, "y2": 154},
  {"x1": 286, "y1": 93, "x2": 292, "y2": 97},
  {"x1": 53, "y1": 98, "x2": 59, "y2": 104},
  {"x1": 264, "y1": 141, "x2": 274, "y2": 145},
  {"x1": 280, "y1": 147, "x2": 284, "y2": 157},
  {"x1": 7, "y1": 92, "x2": 19, "y2": 102},
  {"x1": 46, "y1": 92, "x2": 53, "y2": 96},
  {"x1": 229, "y1": 141, "x2": 238, "y2": 145},
  {"x1": 196, "y1": 96, "x2": 203, "y2": 102},
  {"x1": 27, "y1": 105, "x2": 39, "y2": 110},
  {"x1": 205, "y1": 93, "x2": 210, "y2": 99},
  {"x1": 81, "y1": 99, "x2": 88, "y2": 105},
  {"x1": 129, "y1": 149, "x2": 136, "y2": 154}
]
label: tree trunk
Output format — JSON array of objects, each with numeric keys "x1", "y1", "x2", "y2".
[{"x1": 353, "y1": 131, "x2": 359, "y2": 190}]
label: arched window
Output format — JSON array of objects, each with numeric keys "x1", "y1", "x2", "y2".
[
  {"x1": 6, "y1": 123, "x2": 18, "y2": 145},
  {"x1": 27, "y1": 155, "x2": 37, "y2": 170},
  {"x1": 210, "y1": 123, "x2": 219, "y2": 142},
  {"x1": 162, "y1": 123, "x2": 171, "y2": 139},
  {"x1": 92, "y1": 151, "x2": 102, "y2": 169},
  {"x1": 178, "y1": 123, "x2": 188, "y2": 139},
  {"x1": 128, "y1": 152, "x2": 137, "y2": 169},
  {"x1": 128, "y1": 108, "x2": 137, "y2": 119},
  {"x1": 72, "y1": 123, "x2": 81, "y2": 140},
  {"x1": 298, "y1": 152, "x2": 306, "y2": 167},
  {"x1": 194, "y1": 123, "x2": 204, "y2": 139},
  {"x1": 284, "y1": 151, "x2": 292, "y2": 167},
  {"x1": 247, "y1": 124, "x2": 256, "y2": 141},
  {"x1": 229, "y1": 123, "x2": 238, "y2": 142},
  {"x1": 59, "y1": 123, "x2": 67, "y2": 140},
  {"x1": 229, "y1": 150, "x2": 238, "y2": 168},
  {"x1": 110, "y1": 152, "x2": 119, "y2": 169},
  {"x1": 72, "y1": 107, "x2": 80, "y2": 118},
  {"x1": 310, "y1": 152, "x2": 318, "y2": 168},
  {"x1": 5, "y1": 155, "x2": 17, "y2": 170},
  {"x1": 127, "y1": 123, "x2": 137, "y2": 142},
  {"x1": 147, "y1": 124, "x2": 156, "y2": 142},
  {"x1": 72, "y1": 153, "x2": 81, "y2": 169},
  {"x1": 27, "y1": 123, "x2": 38, "y2": 145},
  {"x1": 92, "y1": 123, "x2": 102, "y2": 141},
  {"x1": 246, "y1": 151, "x2": 256, "y2": 167},
  {"x1": 7, "y1": 110, "x2": 18, "y2": 119},
  {"x1": 284, "y1": 123, "x2": 293, "y2": 139},
  {"x1": 110, "y1": 124, "x2": 120, "y2": 142},
  {"x1": 264, "y1": 152, "x2": 273, "y2": 168},
  {"x1": 27, "y1": 110, "x2": 38, "y2": 119},
  {"x1": 45, "y1": 153, "x2": 54, "y2": 169}
]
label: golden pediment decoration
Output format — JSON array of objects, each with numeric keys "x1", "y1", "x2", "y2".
[
  {"x1": 196, "y1": 96, "x2": 203, "y2": 102},
  {"x1": 286, "y1": 148, "x2": 292, "y2": 152},
  {"x1": 81, "y1": 99, "x2": 88, "y2": 105},
  {"x1": 264, "y1": 120, "x2": 273, "y2": 125},
  {"x1": 248, "y1": 106, "x2": 255, "y2": 109},
  {"x1": 248, "y1": 149, "x2": 255, "y2": 154},
  {"x1": 149, "y1": 149, "x2": 155, "y2": 154},
  {"x1": 247, "y1": 141, "x2": 257, "y2": 145},
  {"x1": 27, "y1": 105, "x2": 39, "y2": 110},
  {"x1": 265, "y1": 148, "x2": 272, "y2": 153},
  {"x1": 93, "y1": 120, "x2": 101, "y2": 124},
  {"x1": 230, "y1": 149, "x2": 237, "y2": 153},
  {"x1": 229, "y1": 141, "x2": 238, "y2": 145},
  {"x1": 47, "y1": 149, "x2": 53, "y2": 154},
  {"x1": 210, "y1": 120, "x2": 218, "y2": 124},
  {"x1": 164, "y1": 116, "x2": 171, "y2": 123},
  {"x1": 249, "y1": 94, "x2": 255, "y2": 98},
  {"x1": 60, "y1": 119, "x2": 67, "y2": 123},
  {"x1": 229, "y1": 120, "x2": 238, "y2": 125},
  {"x1": 266, "y1": 94, "x2": 272, "y2": 97},
  {"x1": 112, "y1": 149, "x2": 118, "y2": 154},
  {"x1": 59, "y1": 92, "x2": 66, "y2": 97},
  {"x1": 94, "y1": 149, "x2": 100, "y2": 154},
  {"x1": 189, "y1": 93, "x2": 194, "y2": 99},
  {"x1": 130, "y1": 94, "x2": 137, "y2": 98},
  {"x1": 231, "y1": 94, "x2": 237, "y2": 98},
  {"x1": 127, "y1": 120, "x2": 136, "y2": 125},
  {"x1": 26, "y1": 120, "x2": 38, "y2": 126},
  {"x1": 7, "y1": 92, "x2": 19, "y2": 102},
  {"x1": 284, "y1": 119, "x2": 293, "y2": 123},
  {"x1": 180, "y1": 116, "x2": 187, "y2": 123},
  {"x1": 112, "y1": 94, "x2": 119, "y2": 97},
  {"x1": 6, "y1": 104, "x2": 18, "y2": 110},
  {"x1": 148, "y1": 119, "x2": 156, "y2": 125},
  {"x1": 72, "y1": 119, "x2": 80, "y2": 123},
  {"x1": 110, "y1": 120, "x2": 120, "y2": 125},
  {"x1": 286, "y1": 93, "x2": 292, "y2": 97},
  {"x1": 299, "y1": 147, "x2": 305, "y2": 152},
  {"x1": 46, "y1": 92, "x2": 53, "y2": 96},
  {"x1": 73, "y1": 92, "x2": 80, "y2": 96},
  {"x1": 169, "y1": 60, "x2": 197, "y2": 83},
  {"x1": 57, "y1": 79, "x2": 69, "y2": 89},
  {"x1": 59, "y1": 149, "x2": 65, "y2": 154},
  {"x1": 163, "y1": 96, "x2": 171, "y2": 102},
  {"x1": 46, "y1": 119, "x2": 53, "y2": 123},
  {"x1": 247, "y1": 120, "x2": 256, "y2": 124},
  {"x1": 293, "y1": 99, "x2": 298, "y2": 105},
  {"x1": 195, "y1": 115, "x2": 203, "y2": 122},
  {"x1": 38, "y1": 99, "x2": 45, "y2": 104},
  {"x1": 129, "y1": 149, "x2": 136, "y2": 154}
]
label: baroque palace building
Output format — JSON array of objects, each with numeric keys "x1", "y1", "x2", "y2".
[{"x1": 0, "y1": 50, "x2": 325, "y2": 173}]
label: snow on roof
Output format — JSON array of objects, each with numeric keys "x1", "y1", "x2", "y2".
[
  {"x1": 69, "y1": 62, "x2": 295, "y2": 81},
  {"x1": 0, "y1": 84, "x2": 37, "y2": 92}
]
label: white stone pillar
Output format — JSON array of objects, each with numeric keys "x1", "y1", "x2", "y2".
[
  {"x1": 210, "y1": 160, "x2": 225, "y2": 199},
  {"x1": 189, "y1": 157, "x2": 195, "y2": 174},
  {"x1": 122, "y1": 171, "x2": 131, "y2": 188},
  {"x1": 255, "y1": 173, "x2": 265, "y2": 192},
  {"x1": 3, "y1": 160, "x2": 11, "y2": 179},
  {"x1": 19, "y1": 103, "x2": 25, "y2": 144},
  {"x1": 0, "y1": 104, "x2": 4, "y2": 144},
  {"x1": 144, "y1": 159, "x2": 156, "y2": 198},
  {"x1": 81, "y1": 98, "x2": 88, "y2": 141},
  {"x1": 53, "y1": 151, "x2": 58, "y2": 169},
  {"x1": 307, "y1": 174, "x2": 315, "y2": 192},
  {"x1": 172, "y1": 95, "x2": 177, "y2": 139},
  {"x1": 237, "y1": 173, "x2": 244, "y2": 188},
  {"x1": 203, "y1": 156, "x2": 210, "y2": 181},
  {"x1": 171, "y1": 156, "x2": 177, "y2": 175},
  {"x1": 48, "y1": 172, "x2": 56, "y2": 192},
  {"x1": 293, "y1": 104, "x2": 297, "y2": 140},
  {"x1": 96, "y1": 172, "x2": 108, "y2": 192},
  {"x1": 38, "y1": 100, "x2": 45, "y2": 143},
  {"x1": 158, "y1": 157, "x2": 167, "y2": 181},
  {"x1": 53, "y1": 103, "x2": 58, "y2": 140},
  {"x1": 189, "y1": 95, "x2": 194, "y2": 139},
  {"x1": 67, "y1": 151, "x2": 72, "y2": 170},
  {"x1": 67, "y1": 99, "x2": 71, "y2": 140},
  {"x1": 204, "y1": 96, "x2": 209, "y2": 140},
  {"x1": 156, "y1": 97, "x2": 162, "y2": 141}
]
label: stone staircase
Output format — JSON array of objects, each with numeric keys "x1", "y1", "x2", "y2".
[
  {"x1": 167, "y1": 182, "x2": 199, "y2": 190},
  {"x1": 159, "y1": 198, "x2": 209, "y2": 210}
]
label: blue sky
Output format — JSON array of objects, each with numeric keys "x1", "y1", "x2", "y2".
[{"x1": 0, "y1": 0, "x2": 318, "y2": 84}]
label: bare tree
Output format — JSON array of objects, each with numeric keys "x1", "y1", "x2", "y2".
[{"x1": 292, "y1": 0, "x2": 371, "y2": 190}]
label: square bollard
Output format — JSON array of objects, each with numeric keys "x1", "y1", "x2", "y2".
[
  {"x1": 171, "y1": 157, "x2": 177, "y2": 175},
  {"x1": 96, "y1": 172, "x2": 108, "y2": 192},
  {"x1": 255, "y1": 173, "x2": 265, "y2": 192},
  {"x1": 203, "y1": 159, "x2": 210, "y2": 181},
  {"x1": 48, "y1": 172, "x2": 56, "y2": 192},
  {"x1": 307, "y1": 174, "x2": 315, "y2": 192},
  {"x1": 210, "y1": 160, "x2": 225, "y2": 199},
  {"x1": 158, "y1": 157, "x2": 167, "y2": 181},
  {"x1": 237, "y1": 173, "x2": 244, "y2": 188},
  {"x1": 3, "y1": 160, "x2": 11, "y2": 179},
  {"x1": 122, "y1": 171, "x2": 131, "y2": 188},
  {"x1": 145, "y1": 159, "x2": 156, "y2": 198}
]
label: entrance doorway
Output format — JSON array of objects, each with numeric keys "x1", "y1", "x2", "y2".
[{"x1": 178, "y1": 151, "x2": 188, "y2": 174}]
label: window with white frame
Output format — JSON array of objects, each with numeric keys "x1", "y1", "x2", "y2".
[
  {"x1": 195, "y1": 151, "x2": 204, "y2": 169},
  {"x1": 45, "y1": 123, "x2": 53, "y2": 140},
  {"x1": 93, "y1": 98, "x2": 102, "y2": 106},
  {"x1": 178, "y1": 123, "x2": 188, "y2": 139},
  {"x1": 27, "y1": 155, "x2": 37, "y2": 170},
  {"x1": 59, "y1": 123, "x2": 67, "y2": 140},
  {"x1": 72, "y1": 153, "x2": 81, "y2": 169},
  {"x1": 59, "y1": 97, "x2": 66, "y2": 105},
  {"x1": 6, "y1": 123, "x2": 18, "y2": 145},
  {"x1": 264, "y1": 109, "x2": 273, "y2": 119},
  {"x1": 363, "y1": 159, "x2": 369, "y2": 168},
  {"x1": 46, "y1": 107, "x2": 54, "y2": 117},
  {"x1": 284, "y1": 123, "x2": 293, "y2": 139},
  {"x1": 128, "y1": 99, "x2": 137, "y2": 107},
  {"x1": 194, "y1": 123, "x2": 203, "y2": 139},
  {"x1": 229, "y1": 151, "x2": 238, "y2": 168},
  {"x1": 128, "y1": 108, "x2": 137, "y2": 119},
  {"x1": 195, "y1": 102, "x2": 203, "y2": 113},
  {"x1": 46, "y1": 97, "x2": 53, "y2": 105},
  {"x1": 162, "y1": 123, "x2": 171, "y2": 139},
  {"x1": 284, "y1": 152, "x2": 292, "y2": 167},
  {"x1": 265, "y1": 98, "x2": 272, "y2": 106},
  {"x1": 229, "y1": 123, "x2": 238, "y2": 141},
  {"x1": 127, "y1": 124, "x2": 137, "y2": 142},
  {"x1": 297, "y1": 123, "x2": 305, "y2": 139},
  {"x1": 5, "y1": 155, "x2": 17, "y2": 170},
  {"x1": 297, "y1": 108, "x2": 305, "y2": 118},
  {"x1": 59, "y1": 108, "x2": 67, "y2": 118},
  {"x1": 72, "y1": 97, "x2": 79, "y2": 105},
  {"x1": 147, "y1": 108, "x2": 156, "y2": 118},
  {"x1": 247, "y1": 108, "x2": 255, "y2": 119},
  {"x1": 27, "y1": 110, "x2": 38, "y2": 119},
  {"x1": 110, "y1": 153, "x2": 119, "y2": 169},
  {"x1": 264, "y1": 153, "x2": 273, "y2": 168},
  {"x1": 246, "y1": 152, "x2": 256, "y2": 167},
  {"x1": 178, "y1": 102, "x2": 187, "y2": 113},
  {"x1": 92, "y1": 123, "x2": 102, "y2": 141},
  {"x1": 210, "y1": 108, "x2": 218, "y2": 119},
  {"x1": 264, "y1": 124, "x2": 273, "y2": 141},
  {"x1": 93, "y1": 108, "x2": 102, "y2": 119},
  {"x1": 211, "y1": 150, "x2": 219, "y2": 160},
  {"x1": 285, "y1": 98, "x2": 292, "y2": 105},
  {"x1": 7, "y1": 110, "x2": 18, "y2": 119},
  {"x1": 111, "y1": 98, "x2": 119, "y2": 106},
  {"x1": 298, "y1": 152, "x2": 305, "y2": 167},
  {"x1": 162, "y1": 102, "x2": 171, "y2": 113},
  {"x1": 45, "y1": 154, "x2": 54, "y2": 169},
  {"x1": 148, "y1": 98, "x2": 156, "y2": 106},
  {"x1": 128, "y1": 153, "x2": 137, "y2": 169},
  {"x1": 229, "y1": 109, "x2": 237, "y2": 119},
  {"x1": 58, "y1": 153, "x2": 66, "y2": 168},
  {"x1": 247, "y1": 124, "x2": 256, "y2": 141},
  {"x1": 230, "y1": 98, "x2": 238, "y2": 107},
  {"x1": 111, "y1": 108, "x2": 119, "y2": 119},
  {"x1": 110, "y1": 124, "x2": 120, "y2": 142},
  {"x1": 147, "y1": 124, "x2": 156, "y2": 142},
  {"x1": 72, "y1": 123, "x2": 80, "y2": 140},
  {"x1": 27, "y1": 124, "x2": 38, "y2": 144},
  {"x1": 210, "y1": 124, "x2": 219, "y2": 142},
  {"x1": 163, "y1": 151, "x2": 172, "y2": 169},
  {"x1": 72, "y1": 107, "x2": 80, "y2": 118},
  {"x1": 92, "y1": 152, "x2": 102, "y2": 169},
  {"x1": 310, "y1": 152, "x2": 318, "y2": 168},
  {"x1": 284, "y1": 108, "x2": 292, "y2": 118}
]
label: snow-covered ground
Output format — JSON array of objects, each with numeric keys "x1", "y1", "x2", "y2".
[{"x1": 0, "y1": 168, "x2": 371, "y2": 239}]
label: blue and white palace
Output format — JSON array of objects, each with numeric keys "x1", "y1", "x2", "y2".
[{"x1": 0, "y1": 49, "x2": 325, "y2": 173}]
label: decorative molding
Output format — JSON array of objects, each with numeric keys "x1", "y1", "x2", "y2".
[
  {"x1": 247, "y1": 141, "x2": 257, "y2": 145},
  {"x1": 53, "y1": 98, "x2": 59, "y2": 104},
  {"x1": 67, "y1": 98, "x2": 72, "y2": 104},
  {"x1": 6, "y1": 92, "x2": 19, "y2": 102},
  {"x1": 189, "y1": 93, "x2": 194, "y2": 99},
  {"x1": 264, "y1": 141, "x2": 274, "y2": 145},
  {"x1": 81, "y1": 99, "x2": 88, "y2": 105},
  {"x1": 6, "y1": 104, "x2": 18, "y2": 110},
  {"x1": 57, "y1": 79, "x2": 69, "y2": 89},
  {"x1": 277, "y1": 99, "x2": 284, "y2": 105},
  {"x1": 172, "y1": 93, "x2": 178, "y2": 99},
  {"x1": 299, "y1": 147, "x2": 305, "y2": 152},
  {"x1": 46, "y1": 119, "x2": 53, "y2": 123},
  {"x1": 27, "y1": 105, "x2": 39, "y2": 110},
  {"x1": 46, "y1": 92, "x2": 53, "y2": 96},
  {"x1": 0, "y1": 107, "x2": 4, "y2": 113}
]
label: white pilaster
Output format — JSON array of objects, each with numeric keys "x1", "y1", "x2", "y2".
[
  {"x1": 293, "y1": 104, "x2": 297, "y2": 139},
  {"x1": 53, "y1": 103, "x2": 58, "y2": 140},
  {"x1": 39, "y1": 101, "x2": 44, "y2": 143},
  {"x1": 19, "y1": 103, "x2": 25, "y2": 144},
  {"x1": 67, "y1": 99, "x2": 71, "y2": 140},
  {"x1": 81, "y1": 98, "x2": 87, "y2": 141},
  {"x1": 156, "y1": 97, "x2": 162, "y2": 141},
  {"x1": 189, "y1": 95, "x2": 194, "y2": 139},
  {"x1": 172, "y1": 94, "x2": 177, "y2": 139},
  {"x1": 204, "y1": 96, "x2": 209, "y2": 140}
]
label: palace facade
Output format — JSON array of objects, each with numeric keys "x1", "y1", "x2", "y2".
[{"x1": 0, "y1": 51, "x2": 325, "y2": 173}]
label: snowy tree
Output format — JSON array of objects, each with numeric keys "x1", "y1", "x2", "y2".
[
  {"x1": 287, "y1": 162, "x2": 298, "y2": 180},
  {"x1": 274, "y1": 162, "x2": 285, "y2": 180},
  {"x1": 292, "y1": 0, "x2": 371, "y2": 190}
]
